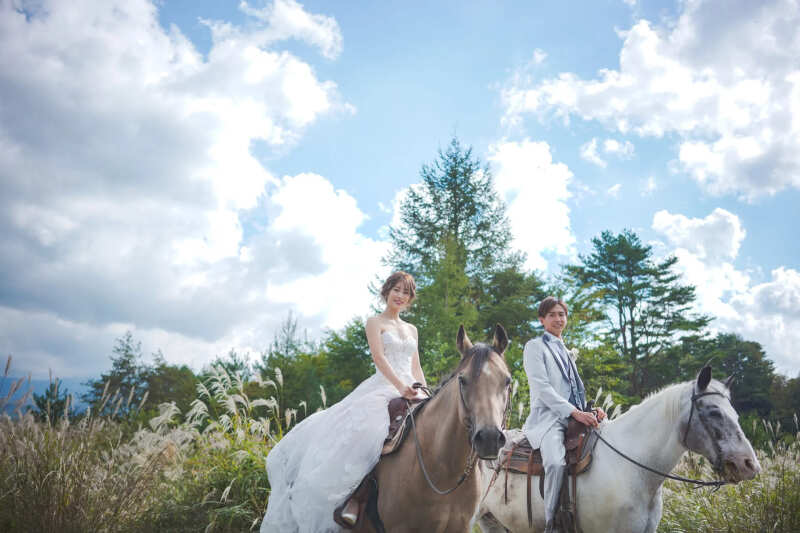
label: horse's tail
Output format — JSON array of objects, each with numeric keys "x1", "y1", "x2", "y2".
[{"x1": 365, "y1": 475, "x2": 385, "y2": 533}]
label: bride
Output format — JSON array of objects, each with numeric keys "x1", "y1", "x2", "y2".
[{"x1": 261, "y1": 271, "x2": 427, "y2": 532}]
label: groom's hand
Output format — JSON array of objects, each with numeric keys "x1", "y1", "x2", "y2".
[
  {"x1": 595, "y1": 407, "x2": 607, "y2": 421},
  {"x1": 571, "y1": 409, "x2": 598, "y2": 427}
]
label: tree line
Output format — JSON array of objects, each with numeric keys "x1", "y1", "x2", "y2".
[{"x1": 35, "y1": 137, "x2": 800, "y2": 442}]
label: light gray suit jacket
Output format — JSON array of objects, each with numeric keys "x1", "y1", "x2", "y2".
[{"x1": 522, "y1": 334, "x2": 586, "y2": 449}]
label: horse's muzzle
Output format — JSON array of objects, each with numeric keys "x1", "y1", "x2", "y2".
[
  {"x1": 722, "y1": 453, "x2": 761, "y2": 482},
  {"x1": 473, "y1": 427, "x2": 506, "y2": 459}
]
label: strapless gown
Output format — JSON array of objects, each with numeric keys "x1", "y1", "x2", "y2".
[{"x1": 260, "y1": 330, "x2": 417, "y2": 533}]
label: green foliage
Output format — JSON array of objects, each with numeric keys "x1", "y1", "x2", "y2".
[
  {"x1": 387, "y1": 136, "x2": 513, "y2": 283},
  {"x1": 32, "y1": 376, "x2": 72, "y2": 424},
  {"x1": 321, "y1": 318, "x2": 374, "y2": 404},
  {"x1": 83, "y1": 331, "x2": 150, "y2": 417},
  {"x1": 202, "y1": 349, "x2": 254, "y2": 383},
  {"x1": 771, "y1": 374, "x2": 800, "y2": 436},
  {"x1": 567, "y1": 230, "x2": 710, "y2": 397},
  {"x1": 145, "y1": 353, "x2": 198, "y2": 415},
  {"x1": 146, "y1": 365, "x2": 278, "y2": 532},
  {"x1": 474, "y1": 266, "x2": 545, "y2": 342},
  {"x1": 652, "y1": 333, "x2": 776, "y2": 416}
]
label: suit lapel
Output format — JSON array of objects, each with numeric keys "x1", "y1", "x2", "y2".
[{"x1": 542, "y1": 335, "x2": 569, "y2": 383}]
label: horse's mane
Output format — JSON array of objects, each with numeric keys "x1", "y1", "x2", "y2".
[
  {"x1": 614, "y1": 382, "x2": 687, "y2": 424},
  {"x1": 430, "y1": 342, "x2": 501, "y2": 397},
  {"x1": 614, "y1": 378, "x2": 729, "y2": 424}
]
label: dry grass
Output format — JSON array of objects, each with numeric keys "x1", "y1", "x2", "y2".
[
  {"x1": 0, "y1": 357, "x2": 296, "y2": 532},
  {"x1": 3, "y1": 354, "x2": 798, "y2": 532},
  {"x1": 659, "y1": 416, "x2": 800, "y2": 533},
  {"x1": 0, "y1": 355, "x2": 180, "y2": 532}
]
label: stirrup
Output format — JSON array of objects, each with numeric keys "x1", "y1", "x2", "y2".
[
  {"x1": 341, "y1": 510, "x2": 358, "y2": 526},
  {"x1": 333, "y1": 499, "x2": 359, "y2": 529}
]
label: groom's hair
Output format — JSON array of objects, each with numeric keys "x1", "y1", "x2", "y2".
[{"x1": 538, "y1": 296, "x2": 568, "y2": 317}]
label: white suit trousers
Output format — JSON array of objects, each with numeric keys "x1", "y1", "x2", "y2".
[{"x1": 540, "y1": 421, "x2": 567, "y2": 525}]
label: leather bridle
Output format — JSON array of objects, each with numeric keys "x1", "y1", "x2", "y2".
[
  {"x1": 681, "y1": 386, "x2": 732, "y2": 473},
  {"x1": 409, "y1": 365, "x2": 512, "y2": 496}
]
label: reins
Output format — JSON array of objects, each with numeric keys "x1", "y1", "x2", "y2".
[
  {"x1": 595, "y1": 386, "x2": 731, "y2": 491},
  {"x1": 408, "y1": 371, "x2": 511, "y2": 496},
  {"x1": 594, "y1": 432, "x2": 728, "y2": 490}
]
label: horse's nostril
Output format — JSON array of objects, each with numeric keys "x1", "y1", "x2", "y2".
[
  {"x1": 498, "y1": 433, "x2": 506, "y2": 447},
  {"x1": 745, "y1": 459, "x2": 754, "y2": 471}
]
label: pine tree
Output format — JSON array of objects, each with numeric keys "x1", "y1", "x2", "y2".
[
  {"x1": 567, "y1": 230, "x2": 710, "y2": 397},
  {"x1": 387, "y1": 137, "x2": 513, "y2": 283},
  {"x1": 82, "y1": 331, "x2": 148, "y2": 416},
  {"x1": 385, "y1": 137, "x2": 531, "y2": 378}
]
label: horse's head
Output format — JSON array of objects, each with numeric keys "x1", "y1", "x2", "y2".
[
  {"x1": 455, "y1": 324, "x2": 512, "y2": 460},
  {"x1": 681, "y1": 365, "x2": 761, "y2": 483}
]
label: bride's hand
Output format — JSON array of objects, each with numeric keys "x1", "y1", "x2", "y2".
[{"x1": 399, "y1": 384, "x2": 417, "y2": 399}]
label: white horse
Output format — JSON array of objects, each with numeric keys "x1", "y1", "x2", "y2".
[{"x1": 474, "y1": 366, "x2": 761, "y2": 533}]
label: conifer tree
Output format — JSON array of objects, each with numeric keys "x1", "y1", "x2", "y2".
[{"x1": 567, "y1": 230, "x2": 710, "y2": 396}]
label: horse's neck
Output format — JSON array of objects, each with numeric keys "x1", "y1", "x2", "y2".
[
  {"x1": 601, "y1": 383, "x2": 689, "y2": 496},
  {"x1": 416, "y1": 380, "x2": 473, "y2": 473}
]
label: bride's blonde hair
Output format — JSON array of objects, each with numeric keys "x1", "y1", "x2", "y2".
[{"x1": 380, "y1": 271, "x2": 416, "y2": 304}]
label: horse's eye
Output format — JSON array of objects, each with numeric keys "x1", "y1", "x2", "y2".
[
  {"x1": 708, "y1": 408, "x2": 722, "y2": 418},
  {"x1": 505, "y1": 377, "x2": 512, "y2": 387}
]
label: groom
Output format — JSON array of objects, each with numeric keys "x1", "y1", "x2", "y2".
[{"x1": 522, "y1": 296, "x2": 606, "y2": 533}]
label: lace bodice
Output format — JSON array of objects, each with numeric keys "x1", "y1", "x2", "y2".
[{"x1": 380, "y1": 330, "x2": 416, "y2": 379}]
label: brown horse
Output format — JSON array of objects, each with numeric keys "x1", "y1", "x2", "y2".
[{"x1": 354, "y1": 324, "x2": 512, "y2": 533}]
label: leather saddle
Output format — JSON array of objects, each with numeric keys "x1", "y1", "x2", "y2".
[
  {"x1": 381, "y1": 396, "x2": 427, "y2": 455},
  {"x1": 493, "y1": 418, "x2": 598, "y2": 532}
]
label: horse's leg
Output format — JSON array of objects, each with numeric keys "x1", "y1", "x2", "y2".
[
  {"x1": 642, "y1": 487, "x2": 663, "y2": 533},
  {"x1": 475, "y1": 512, "x2": 509, "y2": 532}
]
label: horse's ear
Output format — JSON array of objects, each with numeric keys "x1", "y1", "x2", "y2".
[
  {"x1": 492, "y1": 323, "x2": 508, "y2": 355},
  {"x1": 723, "y1": 374, "x2": 734, "y2": 389},
  {"x1": 697, "y1": 365, "x2": 712, "y2": 391},
  {"x1": 457, "y1": 325, "x2": 473, "y2": 359}
]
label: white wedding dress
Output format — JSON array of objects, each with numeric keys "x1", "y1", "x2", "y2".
[{"x1": 261, "y1": 330, "x2": 417, "y2": 533}]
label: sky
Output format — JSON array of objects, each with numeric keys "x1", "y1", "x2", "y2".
[{"x1": 1, "y1": 0, "x2": 799, "y2": 381}]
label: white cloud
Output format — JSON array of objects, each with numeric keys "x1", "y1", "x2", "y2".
[
  {"x1": 532, "y1": 49, "x2": 548, "y2": 65},
  {"x1": 266, "y1": 173, "x2": 389, "y2": 324},
  {"x1": 502, "y1": 0, "x2": 800, "y2": 200},
  {"x1": 652, "y1": 209, "x2": 800, "y2": 375},
  {"x1": 0, "y1": 0, "x2": 380, "y2": 378},
  {"x1": 580, "y1": 138, "x2": 607, "y2": 167},
  {"x1": 580, "y1": 137, "x2": 635, "y2": 168},
  {"x1": 488, "y1": 139, "x2": 576, "y2": 271},
  {"x1": 239, "y1": 0, "x2": 343, "y2": 60},
  {"x1": 653, "y1": 208, "x2": 746, "y2": 264},
  {"x1": 606, "y1": 183, "x2": 622, "y2": 197},
  {"x1": 603, "y1": 139, "x2": 635, "y2": 159}
]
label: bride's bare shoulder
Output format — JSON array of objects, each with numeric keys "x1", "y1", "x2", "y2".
[{"x1": 366, "y1": 315, "x2": 386, "y2": 332}]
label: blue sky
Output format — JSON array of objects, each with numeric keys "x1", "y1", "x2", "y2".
[{"x1": 1, "y1": 0, "x2": 798, "y2": 380}]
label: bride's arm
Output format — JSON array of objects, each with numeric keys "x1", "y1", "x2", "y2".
[
  {"x1": 409, "y1": 325, "x2": 427, "y2": 387},
  {"x1": 366, "y1": 317, "x2": 415, "y2": 398}
]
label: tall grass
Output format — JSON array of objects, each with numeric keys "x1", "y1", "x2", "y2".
[
  {"x1": 0, "y1": 357, "x2": 173, "y2": 532},
  {"x1": 3, "y1": 354, "x2": 798, "y2": 532},
  {"x1": 658, "y1": 415, "x2": 800, "y2": 533},
  {"x1": 0, "y1": 357, "x2": 299, "y2": 532}
]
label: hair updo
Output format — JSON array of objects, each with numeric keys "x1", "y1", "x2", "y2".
[{"x1": 380, "y1": 271, "x2": 416, "y2": 304}]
